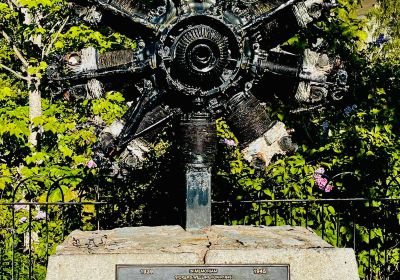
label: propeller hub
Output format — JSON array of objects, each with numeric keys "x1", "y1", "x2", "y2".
[
  {"x1": 159, "y1": 15, "x2": 244, "y2": 97},
  {"x1": 190, "y1": 44, "x2": 216, "y2": 71},
  {"x1": 172, "y1": 25, "x2": 229, "y2": 88}
]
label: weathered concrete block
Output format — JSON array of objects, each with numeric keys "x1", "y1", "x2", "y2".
[{"x1": 46, "y1": 226, "x2": 359, "y2": 280}]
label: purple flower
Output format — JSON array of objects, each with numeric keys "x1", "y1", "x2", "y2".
[
  {"x1": 34, "y1": 210, "x2": 46, "y2": 220},
  {"x1": 344, "y1": 104, "x2": 358, "y2": 116},
  {"x1": 344, "y1": 106, "x2": 352, "y2": 116},
  {"x1": 314, "y1": 167, "x2": 325, "y2": 176},
  {"x1": 86, "y1": 159, "x2": 97, "y2": 169},
  {"x1": 223, "y1": 139, "x2": 237, "y2": 147},
  {"x1": 321, "y1": 121, "x2": 329, "y2": 132},
  {"x1": 375, "y1": 34, "x2": 389, "y2": 47},
  {"x1": 19, "y1": 217, "x2": 27, "y2": 223}
]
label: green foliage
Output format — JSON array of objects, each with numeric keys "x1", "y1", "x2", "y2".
[
  {"x1": 56, "y1": 25, "x2": 136, "y2": 53},
  {"x1": 0, "y1": 0, "x2": 134, "y2": 278},
  {"x1": 91, "y1": 92, "x2": 128, "y2": 125},
  {"x1": 212, "y1": 1, "x2": 400, "y2": 278}
]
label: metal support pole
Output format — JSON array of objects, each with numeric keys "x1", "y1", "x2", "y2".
[
  {"x1": 185, "y1": 164, "x2": 212, "y2": 229},
  {"x1": 179, "y1": 112, "x2": 216, "y2": 229}
]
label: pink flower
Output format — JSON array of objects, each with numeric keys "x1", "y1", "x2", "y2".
[
  {"x1": 315, "y1": 177, "x2": 328, "y2": 189},
  {"x1": 325, "y1": 185, "x2": 334, "y2": 193},
  {"x1": 19, "y1": 217, "x2": 27, "y2": 223},
  {"x1": 86, "y1": 159, "x2": 97, "y2": 169},
  {"x1": 223, "y1": 139, "x2": 237, "y2": 146},
  {"x1": 313, "y1": 167, "x2": 334, "y2": 192}
]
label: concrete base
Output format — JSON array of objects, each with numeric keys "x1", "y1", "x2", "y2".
[{"x1": 46, "y1": 226, "x2": 359, "y2": 280}]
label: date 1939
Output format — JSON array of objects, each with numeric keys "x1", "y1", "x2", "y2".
[{"x1": 140, "y1": 269, "x2": 154, "y2": 275}]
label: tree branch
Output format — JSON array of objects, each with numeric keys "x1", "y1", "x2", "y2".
[
  {"x1": 6, "y1": 0, "x2": 19, "y2": 11},
  {"x1": 43, "y1": 16, "x2": 69, "y2": 58},
  {"x1": 41, "y1": 21, "x2": 61, "y2": 57},
  {"x1": 0, "y1": 63, "x2": 30, "y2": 81},
  {"x1": 1, "y1": 31, "x2": 29, "y2": 68}
]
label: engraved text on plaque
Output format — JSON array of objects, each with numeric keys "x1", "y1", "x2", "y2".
[{"x1": 116, "y1": 265, "x2": 290, "y2": 280}]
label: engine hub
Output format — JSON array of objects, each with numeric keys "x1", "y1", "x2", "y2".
[
  {"x1": 171, "y1": 25, "x2": 229, "y2": 89},
  {"x1": 159, "y1": 15, "x2": 244, "y2": 97}
]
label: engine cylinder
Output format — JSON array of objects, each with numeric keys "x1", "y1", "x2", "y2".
[
  {"x1": 225, "y1": 92, "x2": 272, "y2": 146},
  {"x1": 178, "y1": 112, "x2": 217, "y2": 166}
]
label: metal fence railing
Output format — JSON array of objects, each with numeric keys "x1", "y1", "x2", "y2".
[
  {"x1": 213, "y1": 198, "x2": 400, "y2": 279},
  {"x1": 0, "y1": 174, "x2": 399, "y2": 280}
]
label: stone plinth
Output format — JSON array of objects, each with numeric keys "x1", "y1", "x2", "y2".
[{"x1": 46, "y1": 226, "x2": 359, "y2": 280}]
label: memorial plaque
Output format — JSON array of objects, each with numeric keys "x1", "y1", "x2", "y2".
[{"x1": 116, "y1": 264, "x2": 290, "y2": 280}]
